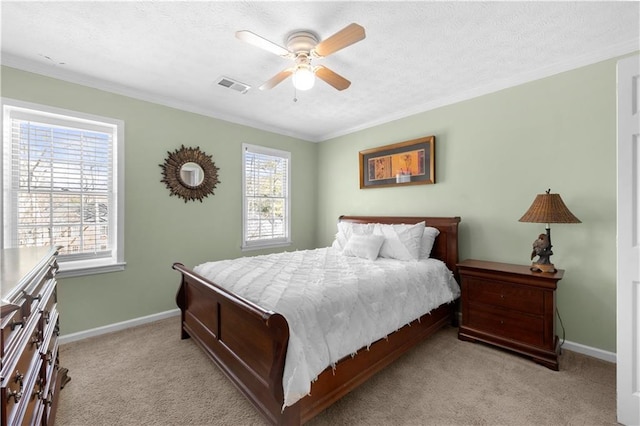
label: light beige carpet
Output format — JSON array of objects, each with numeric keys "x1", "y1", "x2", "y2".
[{"x1": 57, "y1": 316, "x2": 616, "y2": 425}]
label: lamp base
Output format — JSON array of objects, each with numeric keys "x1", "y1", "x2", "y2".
[{"x1": 530, "y1": 263, "x2": 557, "y2": 273}]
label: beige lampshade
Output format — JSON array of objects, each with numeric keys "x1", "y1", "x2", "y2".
[{"x1": 519, "y1": 191, "x2": 581, "y2": 224}]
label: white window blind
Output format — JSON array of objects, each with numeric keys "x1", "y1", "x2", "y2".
[
  {"x1": 242, "y1": 143, "x2": 291, "y2": 249},
  {"x1": 2, "y1": 99, "x2": 125, "y2": 275}
]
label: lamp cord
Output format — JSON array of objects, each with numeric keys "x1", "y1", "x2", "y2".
[{"x1": 556, "y1": 306, "x2": 566, "y2": 354}]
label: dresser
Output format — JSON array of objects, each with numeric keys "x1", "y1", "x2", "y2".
[
  {"x1": 457, "y1": 259, "x2": 564, "y2": 370},
  {"x1": 1, "y1": 247, "x2": 69, "y2": 425}
]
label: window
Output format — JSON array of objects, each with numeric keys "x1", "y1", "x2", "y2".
[
  {"x1": 242, "y1": 143, "x2": 291, "y2": 250},
  {"x1": 2, "y1": 98, "x2": 125, "y2": 277}
]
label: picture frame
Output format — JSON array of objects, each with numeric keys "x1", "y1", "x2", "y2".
[{"x1": 359, "y1": 135, "x2": 435, "y2": 189}]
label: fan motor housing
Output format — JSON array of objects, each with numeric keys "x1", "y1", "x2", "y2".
[{"x1": 286, "y1": 31, "x2": 319, "y2": 53}]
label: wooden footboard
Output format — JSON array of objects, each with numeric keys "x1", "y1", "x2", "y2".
[
  {"x1": 173, "y1": 262, "x2": 297, "y2": 424},
  {"x1": 174, "y1": 216, "x2": 460, "y2": 425}
]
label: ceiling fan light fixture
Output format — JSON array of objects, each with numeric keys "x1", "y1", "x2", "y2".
[
  {"x1": 292, "y1": 65, "x2": 315, "y2": 91},
  {"x1": 237, "y1": 24, "x2": 365, "y2": 92}
]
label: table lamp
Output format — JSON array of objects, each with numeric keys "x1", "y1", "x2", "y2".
[{"x1": 518, "y1": 189, "x2": 581, "y2": 273}]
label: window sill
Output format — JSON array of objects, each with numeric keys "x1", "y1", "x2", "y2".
[
  {"x1": 241, "y1": 241, "x2": 291, "y2": 252},
  {"x1": 57, "y1": 259, "x2": 126, "y2": 279}
]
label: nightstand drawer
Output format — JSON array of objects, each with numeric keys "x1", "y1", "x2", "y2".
[
  {"x1": 466, "y1": 304, "x2": 544, "y2": 347},
  {"x1": 467, "y1": 277, "x2": 544, "y2": 315}
]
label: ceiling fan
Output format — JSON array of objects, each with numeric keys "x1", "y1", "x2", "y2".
[{"x1": 235, "y1": 23, "x2": 366, "y2": 92}]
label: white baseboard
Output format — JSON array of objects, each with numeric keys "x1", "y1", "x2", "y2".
[
  {"x1": 562, "y1": 339, "x2": 617, "y2": 363},
  {"x1": 58, "y1": 309, "x2": 618, "y2": 364},
  {"x1": 59, "y1": 309, "x2": 180, "y2": 345}
]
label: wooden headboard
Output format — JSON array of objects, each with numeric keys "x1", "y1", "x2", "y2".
[{"x1": 338, "y1": 216, "x2": 461, "y2": 275}]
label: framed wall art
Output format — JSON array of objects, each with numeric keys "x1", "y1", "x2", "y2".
[{"x1": 359, "y1": 135, "x2": 435, "y2": 189}]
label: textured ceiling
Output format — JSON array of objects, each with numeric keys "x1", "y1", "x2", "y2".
[{"x1": 1, "y1": 1, "x2": 639, "y2": 142}]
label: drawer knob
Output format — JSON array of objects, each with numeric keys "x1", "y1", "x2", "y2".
[
  {"x1": 500, "y1": 294, "x2": 505, "y2": 299},
  {"x1": 500, "y1": 320, "x2": 504, "y2": 325}
]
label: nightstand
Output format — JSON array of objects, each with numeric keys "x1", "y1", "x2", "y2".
[{"x1": 457, "y1": 259, "x2": 564, "y2": 370}]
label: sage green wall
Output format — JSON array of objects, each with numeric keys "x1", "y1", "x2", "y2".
[
  {"x1": 2, "y1": 55, "x2": 622, "y2": 352},
  {"x1": 317, "y1": 58, "x2": 620, "y2": 353},
  {"x1": 1, "y1": 66, "x2": 318, "y2": 335}
]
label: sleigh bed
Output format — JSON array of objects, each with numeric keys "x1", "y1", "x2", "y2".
[{"x1": 173, "y1": 215, "x2": 461, "y2": 425}]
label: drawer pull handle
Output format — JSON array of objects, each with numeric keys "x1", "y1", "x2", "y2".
[
  {"x1": 34, "y1": 388, "x2": 44, "y2": 400},
  {"x1": 14, "y1": 371, "x2": 24, "y2": 385},
  {"x1": 21, "y1": 289, "x2": 42, "y2": 303},
  {"x1": 46, "y1": 350, "x2": 54, "y2": 365},
  {"x1": 34, "y1": 378, "x2": 45, "y2": 400},
  {"x1": 10, "y1": 319, "x2": 24, "y2": 331},
  {"x1": 7, "y1": 387, "x2": 23, "y2": 403},
  {"x1": 43, "y1": 390, "x2": 54, "y2": 407},
  {"x1": 7, "y1": 372, "x2": 24, "y2": 403},
  {"x1": 43, "y1": 311, "x2": 50, "y2": 323},
  {"x1": 31, "y1": 331, "x2": 42, "y2": 348}
]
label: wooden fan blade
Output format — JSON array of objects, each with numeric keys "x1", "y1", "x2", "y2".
[
  {"x1": 313, "y1": 23, "x2": 365, "y2": 57},
  {"x1": 236, "y1": 30, "x2": 291, "y2": 57},
  {"x1": 259, "y1": 69, "x2": 294, "y2": 90},
  {"x1": 315, "y1": 66, "x2": 351, "y2": 91}
]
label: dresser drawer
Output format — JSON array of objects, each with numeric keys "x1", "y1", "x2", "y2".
[
  {"x1": 40, "y1": 310, "x2": 60, "y2": 387},
  {"x1": 1, "y1": 300, "x2": 27, "y2": 358},
  {"x1": 14, "y1": 365, "x2": 44, "y2": 426},
  {"x1": 466, "y1": 304, "x2": 544, "y2": 347},
  {"x1": 23, "y1": 262, "x2": 55, "y2": 317},
  {"x1": 38, "y1": 280, "x2": 57, "y2": 332},
  {"x1": 39, "y1": 312, "x2": 60, "y2": 426},
  {"x1": 1, "y1": 316, "x2": 42, "y2": 425},
  {"x1": 466, "y1": 277, "x2": 544, "y2": 315},
  {"x1": 1, "y1": 246, "x2": 66, "y2": 426}
]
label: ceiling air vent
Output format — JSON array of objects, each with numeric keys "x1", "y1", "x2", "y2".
[{"x1": 216, "y1": 77, "x2": 250, "y2": 94}]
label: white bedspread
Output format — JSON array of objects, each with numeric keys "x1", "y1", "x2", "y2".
[{"x1": 194, "y1": 247, "x2": 460, "y2": 408}]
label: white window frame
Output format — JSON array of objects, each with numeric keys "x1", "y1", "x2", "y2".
[
  {"x1": 1, "y1": 98, "x2": 125, "y2": 277},
  {"x1": 241, "y1": 143, "x2": 291, "y2": 251}
]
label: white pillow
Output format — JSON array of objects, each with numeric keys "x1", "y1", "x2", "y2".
[
  {"x1": 332, "y1": 221, "x2": 375, "y2": 251},
  {"x1": 342, "y1": 234, "x2": 385, "y2": 260},
  {"x1": 419, "y1": 226, "x2": 441, "y2": 259},
  {"x1": 375, "y1": 221, "x2": 425, "y2": 261}
]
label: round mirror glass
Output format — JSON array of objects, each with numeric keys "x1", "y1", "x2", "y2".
[{"x1": 179, "y1": 162, "x2": 205, "y2": 187}]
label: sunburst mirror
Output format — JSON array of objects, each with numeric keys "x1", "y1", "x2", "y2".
[{"x1": 160, "y1": 145, "x2": 220, "y2": 203}]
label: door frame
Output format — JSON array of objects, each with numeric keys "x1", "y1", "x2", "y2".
[{"x1": 617, "y1": 53, "x2": 640, "y2": 426}]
